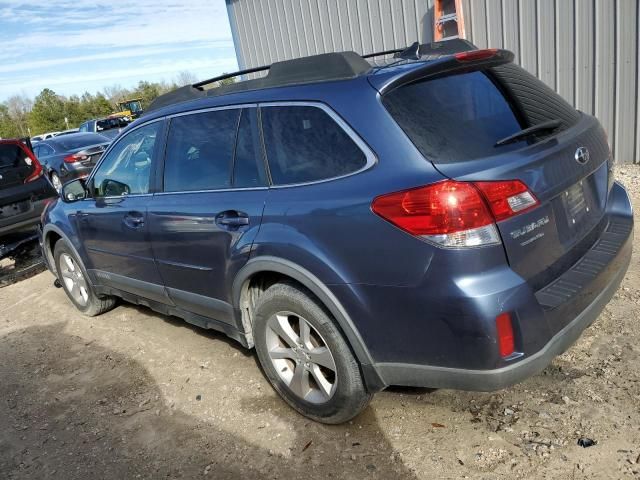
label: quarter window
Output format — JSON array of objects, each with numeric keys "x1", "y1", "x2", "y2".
[
  {"x1": 260, "y1": 105, "x2": 368, "y2": 185},
  {"x1": 163, "y1": 109, "x2": 239, "y2": 192},
  {"x1": 92, "y1": 122, "x2": 160, "y2": 197}
]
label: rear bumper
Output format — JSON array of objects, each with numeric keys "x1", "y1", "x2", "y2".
[
  {"x1": 0, "y1": 198, "x2": 50, "y2": 237},
  {"x1": 0, "y1": 176, "x2": 56, "y2": 237},
  {"x1": 374, "y1": 242, "x2": 630, "y2": 390},
  {"x1": 352, "y1": 181, "x2": 633, "y2": 391}
]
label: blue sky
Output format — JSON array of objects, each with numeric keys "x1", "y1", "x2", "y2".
[{"x1": 0, "y1": 0, "x2": 238, "y2": 101}]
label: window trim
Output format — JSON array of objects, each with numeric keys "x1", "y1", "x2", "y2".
[
  {"x1": 152, "y1": 101, "x2": 377, "y2": 195},
  {"x1": 85, "y1": 118, "x2": 164, "y2": 200}
]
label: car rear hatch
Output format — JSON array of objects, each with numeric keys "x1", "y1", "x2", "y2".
[
  {"x1": 0, "y1": 140, "x2": 52, "y2": 228},
  {"x1": 0, "y1": 141, "x2": 38, "y2": 189},
  {"x1": 67, "y1": 143, "x2": 108, "y2": 167},
  {"x1": 375, "y1": 50, "x2": 612, "y2": 291}
]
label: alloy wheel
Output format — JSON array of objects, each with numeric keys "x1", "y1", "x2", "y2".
[
  {"x1": 59, "y1": 253, "x2": 89, "y2": 306},
  {"x1": 51, "y1": 173, "x2": 62, "y2": 192},
  {"x1": 265, "y1": 311, "x2": 337, "y2": 404}
]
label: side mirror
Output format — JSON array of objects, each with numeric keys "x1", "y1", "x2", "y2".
[
  {"x1": 101, "y1": 178, "x2": 130, "y2": 197},
  {"x1": 61, "y1": 178, "x2": 87, "y2": 203}
]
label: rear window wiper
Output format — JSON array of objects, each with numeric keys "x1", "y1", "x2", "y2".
[{"x1": 494, "y1": 119, "x2": 562, "y2": 147}]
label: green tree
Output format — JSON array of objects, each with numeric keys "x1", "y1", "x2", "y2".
[
  {"x1": 133, "y1": 81, "x2": 162, "y2": 108},
  {"x1": 0, "y1": 104, "x2": 22, "y2": 138},
  {"x1": 29, "y1": 89, "x2": 66, "y2": 134}
]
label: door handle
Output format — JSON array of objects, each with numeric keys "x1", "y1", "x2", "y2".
[
  {"x1": 216, "y1": 211, "x2": 250, "y2": 229},
  {"x1": 123, "y1": 211, "x2": 145, "y2": 229}
]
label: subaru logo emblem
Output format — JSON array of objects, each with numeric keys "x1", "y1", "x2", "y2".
[{"x1": 575, "y1": 147, "x2": 590, "y2": 165}]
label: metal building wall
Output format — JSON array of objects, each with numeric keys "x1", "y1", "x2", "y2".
[{"x1": 226, "y1": 0, "x2": 639, "y2": 163}]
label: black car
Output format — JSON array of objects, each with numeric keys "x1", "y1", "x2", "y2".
[
  {"x1": 78, "y1": 117, "x2": 129, "y2": 140},
  {"x1": 33, "y1": 133, "x2": 111, "y2": 192},
  {"x1": 0, "y1": 138, "x2": 56, "y2": 237}
]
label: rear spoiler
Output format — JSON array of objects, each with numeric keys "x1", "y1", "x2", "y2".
[{"x1": 373, "y1": 48, "x2": 515, "y2": 95}]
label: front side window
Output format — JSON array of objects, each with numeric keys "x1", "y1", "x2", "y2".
[
  {"x1": 163, "y1": 109, "x2": 239, "y2": 192},
  {"x1": 261, "y1": 105, "x2": 368, "y2": 185},
  {"x1": 91, "y1": 122, "x2": 160, "y2": 197}
]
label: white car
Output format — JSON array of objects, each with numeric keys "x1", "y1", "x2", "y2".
[{"x1": 31, "y1": 131, "x2": 60, "y2": 143}]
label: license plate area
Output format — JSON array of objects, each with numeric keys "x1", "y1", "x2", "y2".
[
  {"x1": 564, "y1": 181, "x2": 589, "y2": 227},
  {"x1": 0, "y1": 200, "x2": 31, "y2": 219},
  {"x1": 554, "y1": 174, "x2": 602, "y2": 244}
]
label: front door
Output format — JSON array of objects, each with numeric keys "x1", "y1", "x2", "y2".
[
  {"x1": 76, "y1": 120, "x2": 169, "y2": 303},
  {"x1": 148, "y1": 107, "x2": 268, "y2": 323}
]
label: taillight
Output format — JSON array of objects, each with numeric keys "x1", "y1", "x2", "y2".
[
  {"x1": 20, "y1": 144, "x2": 43, "y2": 183},
  {"x1": 371, "y1": 180, "x2": 538, "y2": 248},
  {"x1": 496, "y1": 312, "x2": 515, "y2": 357},
  {"x1": 474, "y1": 180, "x2": 539, "y2": 221},
  {"x1": 454, "y1": 49, "x2": 498, "y2": 62},
  {"x1": 64, "y1": 153, "x2": 88, "y2": 163}
]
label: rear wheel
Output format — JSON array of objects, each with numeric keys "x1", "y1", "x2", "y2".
[
  {"x1": 53, "y1": 240, "x2": 116, "y2": 316},
  {"x1": 253, "y1": 282, "x2": 372, "y2": 424},
  {"x1": 50, "y1": 172, "x2": 62, "y2": 192}
]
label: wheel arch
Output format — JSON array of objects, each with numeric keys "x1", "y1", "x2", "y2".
[
  {"x1": 232, "y1": 256, "x2": 385, "y2": 391},
  {"x1": 42, "y1": 224, "x2": 82, "y2": 277}
]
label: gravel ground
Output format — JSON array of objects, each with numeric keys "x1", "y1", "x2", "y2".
[{"x1": 0, "y1": 165, "x2": 638, "y2": 480}]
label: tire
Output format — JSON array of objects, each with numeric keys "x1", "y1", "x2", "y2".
[
  {"x1": 53, "y1": 240, "x2": 116, "y2": 316},
  {"x1": 253, "y1": 282, "x2": 372, "y2": 424}
]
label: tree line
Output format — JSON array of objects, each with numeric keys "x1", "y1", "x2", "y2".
[{"x1": 0, "y1": 71, "x2": 233, "y2": 139}]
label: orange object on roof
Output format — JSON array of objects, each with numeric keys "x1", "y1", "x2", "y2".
[{"x1": 434, "y1": 0, "x2": 466, "y2": 41}]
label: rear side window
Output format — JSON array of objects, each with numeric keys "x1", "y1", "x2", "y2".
[
  {"x1": 164, "y1": 109, "x2": 240, "y2": 192},
  {"x1": 261, "y1": 105, "x2": 367, "y2": 185},
  {"x1": 383, "y1": 71, "x2": 526, "y2": 164}
]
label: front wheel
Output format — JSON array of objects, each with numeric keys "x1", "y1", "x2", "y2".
[
  {"x1": 53, "y1": 240, "x2": 116, "y2": 316},
  {"x1": 253, "y1": 282, "x2": 372, "y2": 424}
]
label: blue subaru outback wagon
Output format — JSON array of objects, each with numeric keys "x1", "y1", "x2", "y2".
[{"x1": 40, "y1": 40, "x2": 633, "y2": 423}]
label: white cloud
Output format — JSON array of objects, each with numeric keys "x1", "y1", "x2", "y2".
[{"x1": 0, "y1": 0, "x2": 237, "y2": 99}]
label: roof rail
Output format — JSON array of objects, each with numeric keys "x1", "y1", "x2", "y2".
[
  {"x1": 192, "y1": 64, "x2": 270, "y2": 91},
  {"x1": 146, "y1": 39, "x2": 478, "y2": 114}
]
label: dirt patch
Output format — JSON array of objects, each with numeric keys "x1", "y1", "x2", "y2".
[{"x1": 1, "y1": 166, "x2": 639, "y2": 479}]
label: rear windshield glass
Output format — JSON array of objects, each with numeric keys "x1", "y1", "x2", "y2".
[
  {"x1": 383, "y1": 71, "x2": 526, "y2": 163},
  {"x1": 56, "y1": 134, "x2": 108, "y2": 151},
  {"x1": 0, "y1": 144, "x2": 26, "y2": 169}
]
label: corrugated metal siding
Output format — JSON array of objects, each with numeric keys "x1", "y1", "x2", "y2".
[{"x1": 226, "y1": 0, "x2": 640, "y2": 163}]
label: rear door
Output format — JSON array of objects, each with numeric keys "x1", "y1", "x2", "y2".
[
  {"x1": 382, "y1": 62, "x2": 610, "y2": 289},
  {"x1": 148, "y1": 107, "x2": 268, "y2": 323}
]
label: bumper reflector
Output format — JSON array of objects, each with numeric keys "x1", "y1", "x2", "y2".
[{"x1": 496, "y1": 312, "x2": 515, "y2": 357}]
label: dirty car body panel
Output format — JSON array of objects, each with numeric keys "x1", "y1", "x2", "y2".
[{"x1": 40, "y1": 43, "x2": 633, "y2": 396}]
